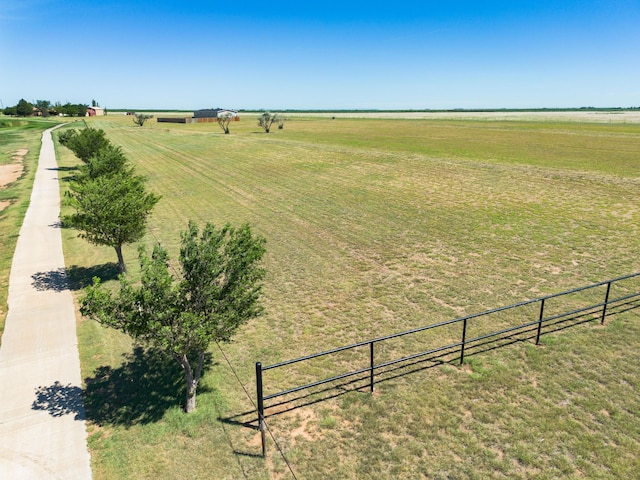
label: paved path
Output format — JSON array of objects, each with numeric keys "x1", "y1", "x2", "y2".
[{"x1": 0, "y1": 127, "x2": 92, "y2": 479}]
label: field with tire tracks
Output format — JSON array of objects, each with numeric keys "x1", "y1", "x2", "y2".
[{"x1": 53, "y1": 112, "x2": 640, "y2": 479}]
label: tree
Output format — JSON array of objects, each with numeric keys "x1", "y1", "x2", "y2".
[
  {"x1": 51, "y1": 102, "x2": 63, "y2": 116},
  {"x1": 59, "y1": 103, "x2": 77, "y2": 116},
  {"x1": 217, "y1": 112, "x2": 234, "y2": 134},
  {"x1": 16, "y1": 98, "x2": 34, "y2": 117},
  {"x1": 133, "y1": 113, "x2": 153, "y2": 126},
  {"x1": 59, "y1": 126, "x2": 159, "y2": 274},
  {"x1": 35, "y1": 100, "x2": 51, "y2": 117},
  {"x1": 63, "y1": 167, "x2": 160, "y2": 274},
  {"x1": 80, "y1": 221, "x2": 267, "y2": 412},
  {"x1": 59, "y1": 127, "x2": 111, "y2": 163},
  {"x1": 58, "y1": 102, "x2": 88, "y2": 117},
  {"x1": 83, "y1": 144, "x2": 129, "y2": 179},
  {"x1": 77, "y1": 104, "x2": 88, "y2": 117},
  {"x1": 257, "y1": 112, "x2": 279, "y2": 133}
]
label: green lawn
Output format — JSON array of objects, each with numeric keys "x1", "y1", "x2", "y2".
[{"x1": 54, "y1": 113, "x2": 640, "y2": 479}]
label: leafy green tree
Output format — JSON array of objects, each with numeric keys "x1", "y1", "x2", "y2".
[
  {"x1": 16, "y1": 98, "x2": 34, "y2": 117},
  {"x1": 83, "y1": 144, "x2": 129, "y2": 179},
  {"x1": 35, "y1": 100, "x2": 51, "y2": 117},
  {"x1": 80, "y1": 221, "x2": 267, "y2": 412},
  {"x1": 50, "y1": 102, "x2": 63, "y2": 116},
  {"x1": 58, "y1": 102, "x2": 87, "y2": 117},
  {"x1": 257, "y1": 112, "x2": 279, "y2": 133},
  {"x1": 59, "y1": 127, "x2": 111, "y2": 163},
  {"x1": 60, "y1": 103, "x2": 78, "y2": 116},
  {"x1": 63, "y1": 168, "x2": 160, "y2": 274},
  {"x1": 133, "y1": 113, "x2": 153, "y2": 126}
]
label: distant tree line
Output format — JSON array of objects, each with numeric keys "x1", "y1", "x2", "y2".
[
  {"x1": 58, "y1": 127, "x2": 160, "y2": 273},
  {"x1": 2, "y1": 98, "x2": 99, "y2": 117}
]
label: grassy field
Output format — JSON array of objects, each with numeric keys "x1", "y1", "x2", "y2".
[
  {"x1": 52, "y1": 113, "x2": 640, "y2": 479},
  {"x1": 0, "y1": 117, "x2": 59, "y2": 338}
]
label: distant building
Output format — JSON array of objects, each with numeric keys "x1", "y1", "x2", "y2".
[
  {"x1": 86, "y1": 106, "x2": 105, "y2": 116},
  {"x1": 193, "y1": 108, "x2": 238, "y2": 119},
  {"x1": 157, "y1": 108, "x2": 239, "y2": 124}
]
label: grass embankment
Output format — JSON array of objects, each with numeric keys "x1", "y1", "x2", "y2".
[
  {"x1": 0, "y1": 117, "x2": 59, "y2": 339},
  {"x1": 56, "y1": 114, "x2": 640, "y2": 479}
]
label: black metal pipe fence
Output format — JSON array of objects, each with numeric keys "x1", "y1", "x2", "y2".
[{"x1": 255, "y1": 272, "x2": 640, "y2": 454}]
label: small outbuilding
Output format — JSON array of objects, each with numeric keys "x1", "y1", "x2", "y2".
[
  {"x1": 193, "y1": 108, "x2": 238, "y2": 120},
  {"x1": 157, "y1": 108, "x2": 239, "y2": 124},
  {"x1": 86, "y1": 106, "x2": 105, "y2": 116}
]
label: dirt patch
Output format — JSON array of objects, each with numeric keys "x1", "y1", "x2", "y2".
[
  {"x1": 0, "y1": 163, "x2": 24, "y2": 188},
  {"x1": 0, "y1": 149, "x2": 27, "y2": 212},
  {"x1": 1, "y1": 149, "x2": 27, "y2": 187},
  {"x1": 289, "y1": 409, "x2": 316, "y2": 442}
]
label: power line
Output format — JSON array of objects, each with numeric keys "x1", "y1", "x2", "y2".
[
  {"x1": 147, "y1": 224, "x2": 298, "y2": 479},
  {"x1": 216, "y1": 341, "x2": 299, "y2": 480}
]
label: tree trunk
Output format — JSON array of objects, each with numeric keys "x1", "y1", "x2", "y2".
[
  {"x1": 115, "y1": 245, "x2": 126, "y2": 274},
  {"x1": 177, "y1": 352, "x2": 204, "y2": 413},
  {"x1": 185, "y1": 383, "x2": 197, "y2": 413}
]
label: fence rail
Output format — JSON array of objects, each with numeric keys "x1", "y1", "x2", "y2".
[{"x1": 255, "y1": 272, "x2": 640, "y2": 455}]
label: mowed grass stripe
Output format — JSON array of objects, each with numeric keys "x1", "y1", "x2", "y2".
[{"x1": 86, "y1": 116, "x2": 640, "y2": 366}]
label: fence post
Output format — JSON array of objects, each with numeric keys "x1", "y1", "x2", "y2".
[
  {"x1": 370, "y1": 341, "x2": 375, "y2": 393},
  {"x1": 601, "y1": 282, "x2": 612, "y2": 325},
  {"x1": 255, "y1": 362, "x2": 266, "y2": 457},
  {"x1": 535, "y1": 298, "x2": 546, "y2": 345},
  {"x1": 460, "y1": 318, "x2": 468, "y2": 365}
]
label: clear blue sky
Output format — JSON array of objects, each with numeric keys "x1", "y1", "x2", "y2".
[{"x1": 1, "y1": 0, "x2": 639, "y2": 110}]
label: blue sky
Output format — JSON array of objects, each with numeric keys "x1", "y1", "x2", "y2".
[{"x1": 1, "y1": 1, "x2": 639, "y2": 110}]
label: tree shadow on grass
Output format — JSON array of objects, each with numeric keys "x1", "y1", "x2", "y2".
[
  {"x1": 66, "y1": 263, "x2": 120, "y2": 290},
  {"x1": 83, "y1": 346, "x2": 214, "y2": 427},
  {"x1": 47, "y1": 165, "x2": 80, "y2": 182},
  {"x1": 47, "y1": 166, "x2": 79, "y2": 172},
  {"x1": 31, "y1": 263, "x2": 119, "y2": 292}
]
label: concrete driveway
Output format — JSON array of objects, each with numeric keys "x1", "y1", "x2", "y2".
[{"x1": 0, "y1": 126, "x2": 92, "y2": 479}]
